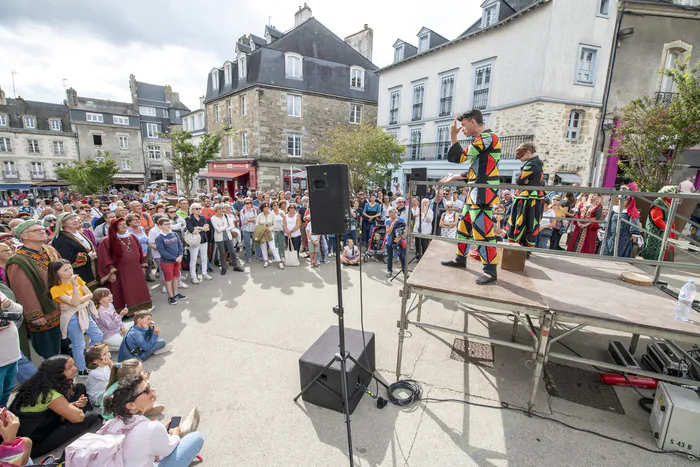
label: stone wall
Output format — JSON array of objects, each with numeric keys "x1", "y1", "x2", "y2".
[{"x1": 492, "y1": 101, "x2": 599, "y2": 184}]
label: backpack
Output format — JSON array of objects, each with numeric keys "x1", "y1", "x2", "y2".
[{"x1": 64, "y1": 417, "x2": 146, "y2": 467}]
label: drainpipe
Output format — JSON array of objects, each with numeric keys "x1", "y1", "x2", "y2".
[{"x1": 588, "y1": 1, "x2": 627, "y2": 186}]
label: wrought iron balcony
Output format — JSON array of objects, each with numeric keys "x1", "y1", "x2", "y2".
[
  {"x1": 389, "y1": 109, "x2": 399, "y2": 125},
  {"x1": 412, "y1": 104, "x2": 423, "y2": 121},
  {"x1": 3, "y1": 172, "x2": 19, "y2": 180},
  {"x1": 401, "y1": 134, "x2": 535, "y2": 161},
  {"x1": 439, "y1": 97, "x2": 453, "y2": 117},
  {"x1": 655, "y1": 92, "x2": 676, "y2": 106},
  {"x1": 31, "y1": 172, "x2": 46, "y2": 180},
  {"x1": 473, "y1": 89, "x2": 489, "y2": 110}
]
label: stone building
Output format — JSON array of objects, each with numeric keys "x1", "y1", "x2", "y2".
[
  {"x1": 65, "y1": 87, "x2": 146, "y2": 189},
  {"x1": 596, "y1": 0, "x2": 700, "y2": 189},
  {"x1": 378, "y1": 0, "x2": 618, "y2": 191},
  {"x1": 0, "y1": 86, "x2": 79, "y2": 198},
  {"x1": 202, "y1": 4, "x2": 378, "y2": 193},
  {"x1": 129, "y1": 75, "x2": 190, "y2": 185}
]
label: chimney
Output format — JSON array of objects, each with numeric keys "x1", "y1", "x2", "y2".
[
  {"x1": 66, "y1": 87, "x2": 78, "y2": 107},
  {"x1": 344, "y1": 24, "x2": 374, "y2": 62},
  {"x1": 129, "y1": 74, "x2": 138, "y2": 107},
  {"x1": 294, "y1": 3, "x2": 313, "y2": 27},
  {"x1": 199, "y1": 96, "x2": 205, "y2": 109},
  {"x1": 164, "y1": 85, "x2": 173, "y2": 105},
  {"x1": 0, "y1": 86, "x2": 5, "y2": 106}
]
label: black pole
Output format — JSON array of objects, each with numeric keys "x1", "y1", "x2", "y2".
[{"x1": 334, "y1": 234, "x2": 354, "y2": 467}]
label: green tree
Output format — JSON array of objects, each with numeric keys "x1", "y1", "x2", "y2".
[
  {"x1": 55, "y1": 152, "x2": 118, "y2": 194},
  {"x1": 162, "y1": 128, "x2": 225, "y2": 198},
  {"x1": 614, "y1": 58, "x2": 700, "y2": 192},
  {"x1": 317, "y1": 123, "x2": 404, "y2": 192}
]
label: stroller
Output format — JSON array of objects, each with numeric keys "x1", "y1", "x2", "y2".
[{"x1": 364, "y1": 224, "x2": 387, "y2": 262}]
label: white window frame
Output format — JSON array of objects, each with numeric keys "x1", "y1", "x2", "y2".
[
  {"x1": 53, "y1": 140, "x2": 65, "y2": 155},
  {"x1": 0, "y1": 115, "x2": 7, "y2": 127},
  {"x1": 240, "y1": 95, "x2": 247, "y2": 116},
  {"x1": 118, "y1": 135, "x2": 129, "y2": 150},
  {"x1": 138, "y1": 106, "x2": 156, "y2": 117},
  {"x1": 285, "y1": 53, "x2": 303, "y2": 79},
  {"x1": 113, "y1": 115, "x2": 129, "y2": 125},
  {"x1": 55, "y1": 162, "x2": 67, "y2": 170},
  {"x1": 658, "y1": 41, "x2": 691, "y2": 93},
  {"x1": 162, "y1": 109, "x2": 169, "y2": 118},
  {"x1": 228, "y1": 137, "x2": 233, "y2": 156},
  {"x1": 30, "y1": 162, "x2": 44, "y2": 175},
  {"x1": 389, "y1": 90, "x2": 400, "y2": 125},
  {"x1": 94, "y1": 154, "x2": 106, "y2": 163},
  {"x1": 121, "y1": 159, "x2": 132, "y2": 171},
  {"x1": 409, "y1": 128, "x2": 423, "y2": 160},
  {"x1": 473, "y1": 63, "x2": 493, "y2": 110},
  {"x1": 239, "y1": 57, "x2": 247, "y2": 79},
  {"x1": 350, "y1": 66, "x2": 365, "y2": 90},
  {"x1": 227, "y1": 100, "x2": 232, "y2": 121},
  {"x1": 224, "y1": 63, "x2": 232, "y2": 85},
  {"x1": 437, "y1": 125, "x2": 450, "y2": 160},
  {"x1": 49, "y1": 119, "x2": 62, "y2": 131},
  {"x1": 28, "y1": 139, "x2": 40, "y2": 154},
  {"x1": 597, "y1": 0, "x2": 611, "y2": 17},
  {"x1": 567, "y1": 110, "x2": 583, "y2": 141},
  {"x1": 418, "y1": 34, "x2": 430, "y2": 53},
  {"x1": 482, "y1": 2, "x2": 500, "y2": 28},
  {"x1": 86, "y1": 112, "x2": 104, "y2": 123},
  {"x1": 148, "y1": 145, "x2": 162, "y2": 160},
  {"x1": 3, "y1": 161, "x2": 16, "y2": 174},
  {"x1": 242, "y1": 132, "x2": 248, "y2": 155},
  {"x1": 0, "y1": 137, "x2": 12, "y2": 152},
  {"x1": 146, "y1": 123, "x2": 160, "y2": 138},
  {"x1": 287, "y1": 134, "x2": 302, "y2": 158},
  {"x1": 211, "y1": 70, "x2": 219, "y2": 90},
  {"x1": 575, "y1": 45, "x2": 599, "y2": 86},
  {"x1": 214, "y1": 104, "x2": 220, "y2": 123},
  {"x1": 439, "y1": 75, "x2": 455, "y2": 117},
  {"x1": 175, "y1": 110, "x2": 180, "y2": 118},
  {"x1": 412, "y1": 84, "x2": 425, "y2": 121},
  {"x1": 350, "y1": 104, "x2": 362, "y2": 124},
  {"x1": 23, "y1": 116, "x2": 36, "y2": 129},
  {"x1": 287, "y1": 94, "x2": 301, "y2": 117},
  {"x1": 394, "y1": 45, "x2": 404, "y2": 63}
]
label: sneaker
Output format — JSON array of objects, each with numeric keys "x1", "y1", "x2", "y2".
[
  {"x1": 179, "y1": 407, "x2": 200, "y2": 437},
  {"x1": 161, "y1": 286, "x2": 167, "y2": 294},
  {"x1": 168, "y1": 297, "x2": 178, "y2": 305},
  {"x1": 191, "y1": 277, "x2": 201, "y2": 285},
  {"x1": 233, "y1": 266, "x2": 244, "y2": 272},
  {"x1": 178, "y1": 281, "x2": 190, "y2": 289},
  {"x1": 247, "y1": 257, "x2": 252, "y2": 263},
  {"x1": 221, "y1": 268, "x2": 227, "y2": 275},
  {"x1": 202, "y1": 273, "x2": 213, "y2": 281},
  {"x1": 279, "y1": 262, "x2": 284, "y2": 270},
  {"x1": 154, "y1": 343, "x2": 173, "y2": 355},
  {"x1": 386, "y1": 271, "x2": 392, "y2": 278},
  {"x1": 175, "y1": 293, "x2": 188, "y2": 300},
  {"x1": 263, "y1": 261, "x2": 270, "y2": 268}
]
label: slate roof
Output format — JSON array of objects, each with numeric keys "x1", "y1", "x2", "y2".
[
  {"x1": 266, "y1": 25, "x2": 283, "y2": 41},
  {"x1": 250, "y1": 34, "x2": 267, "y2": 48},
  {"x1": 415, "y1": 27, "x2": 450, "y2": 52},
  {"x1": 0, "y1": 98, "x2": 73, "y2": 133},
  {"x1": 462, "y1": 0, "x2": 541, "y2": 36},
  {"x1": 74, "y1": 97, "x2": 137, "y2": 116},
  {"x1": 626, "y1": 0, "x2": 700, "y2": 7},
  {"x1": 134, "y1": 81, "x2": 190, "y2": 112}
]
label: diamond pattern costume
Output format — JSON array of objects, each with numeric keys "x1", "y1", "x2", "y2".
[{"x1": 506, "y1": 156, "x2": 545, "y2": 247}]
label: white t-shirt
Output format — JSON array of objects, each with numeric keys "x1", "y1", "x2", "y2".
[
  {"x1": 148, "y1": 227, "x2": 161, "y2": 259},
  {"x1": 542, "y1": 208, "x2": 556, "y2": 229},
  {"x1": 306, "y1": 222, "x2": 319, "y2": 243},
  {"x1": 104, "y1": 415, "x2": 179, "y2": 466},
  {"x1": 343, "y1": 246, "x2": 359, "y2": 260},
  {"x1": 86, "y1": 366, "x2": 111, "y2": 406}
]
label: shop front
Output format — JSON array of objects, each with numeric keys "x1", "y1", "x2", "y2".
[{"x1": 200, "y1": 159, "x2": 257, "y2": 195}]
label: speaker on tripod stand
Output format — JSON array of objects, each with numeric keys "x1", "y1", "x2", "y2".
[{"x1": 410, "y1": 167, "x2": 427, "y2": 198}]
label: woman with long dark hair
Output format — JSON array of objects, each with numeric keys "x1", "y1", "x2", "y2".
[
  {"x1": 97, "y1": 218, "x2": 151, "y2": 312},
  {"x1": 11, "y1": 355, "x2": 100, "y2": 457}
]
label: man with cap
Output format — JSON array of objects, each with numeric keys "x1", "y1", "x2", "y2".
[
  {"x1": 51, "y1": 212, "x2": 98, "y2": 289},
  {"x1": 6, "y1": 220, "x2": 62, "y2": 358}
]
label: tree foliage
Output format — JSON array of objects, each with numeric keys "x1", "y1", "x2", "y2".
[
  {"x1": 316, "y1": 123, "x2": 404, "y2": 191},
  {"x1": 162, "y1": 128, "x2": 225, "y2": 197},
  {"x1": 614, "y1": 58, "x2": 700, "y2": 192},
  {"x1": 55, "y1": 152, "x2": 118, "y2": 194}
]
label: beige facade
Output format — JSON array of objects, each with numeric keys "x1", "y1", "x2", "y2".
[{"x1": 0, "y1": 128, "x2": 79, "y2": 184}]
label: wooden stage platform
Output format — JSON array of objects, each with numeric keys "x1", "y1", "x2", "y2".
[{"x1": 396, "y1": 240, "x2": 700, "y2": 411}]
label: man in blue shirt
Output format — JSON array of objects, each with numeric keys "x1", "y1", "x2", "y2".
[
  {"x1": 118, "y1": 311, "x2": 170, "y2": 362},
  {"x1": 385, "y1": 207, "x2": 407, "y2": 278}
]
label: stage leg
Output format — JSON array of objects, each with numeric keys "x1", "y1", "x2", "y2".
[
  {"x1": 629, "y1": 334, "x2": 640, "y2": 354},
  {"x1": 416, "y1": 294, "x2": 423, "y2": 322},
  {"x1": 528, "y1": 312, "x2": 553, "y2": 413},
  {"x1": 511, "y1": 317, "x2": 519, "y2": 342},
  {"x1": 396, "y1": 288, "x2": 410, "y2": 381}
]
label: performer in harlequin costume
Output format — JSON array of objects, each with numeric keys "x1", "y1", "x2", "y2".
[
  {"x1": 641, "y1": 185, "x2": 677, "y2": 261},
  {"x1": 506, "y1": 143, "x2": 546, "y2": 247},
  {"x1": 440, "y1": 109, "x2": 500, "y2": 285}
]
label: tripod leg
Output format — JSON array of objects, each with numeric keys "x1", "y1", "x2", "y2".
[
  {"x1": 347, "y1": 354, "x2": 389, "y2": 389},
  {"x1": 293, "y1": 356, "x2": 338, "y2": 402},
  {"x1": 339, "y1": 354, "x2": 355, "y2": 467}
]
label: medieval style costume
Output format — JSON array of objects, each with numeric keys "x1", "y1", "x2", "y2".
[
  {"x1": 442, "y1": 130, "x2": 500, "y2": 284},
  {"x1": 51, "y1": 213, "x2": 98, "y2": 289},
  {"x1": 642, "y1": 185, "x2": 677, "y2": 261},
  {"x1": 567, "y1": 200, "x2": 603, "y2": 254},
  {"x1": 506, "y1": 156, "x2": 545, "y2": 247},
  {"x1": 97, "y1": 219, "x2": 152, "y2": 312},
  {"x1": 6, "y1": 221, "x2": 62, "y2": 358},
  {"x1": 603, "y1": 195, "x2": 641, "y2": 258}
]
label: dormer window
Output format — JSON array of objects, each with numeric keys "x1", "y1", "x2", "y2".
[
  {"x1": 482, "y1": 1, "x2": 500, "y2": 28},
  {"x1": 239, "y1": 57, "x2": 247, "y2": 79},
  {"x1": 251, "y1": 42, "x2": 256, "y2": 52},
  {"x1": 350, "y1": 66, "x2": 365, "y2": 90},
  {"x1": 224, "y1": 63, "x2": 232, "y2": 85},
  {"x1": 49, "y1": 119, "x2": 62, "y2": 131},
  {"x1": 418, "y1": 34, "x2": 429, "y2": 53},
  {"x1": 285, "y1": 53, "x2": 303, "y2": 79},
  {"x1": 394, "y1": 45, "x2": 404, "y2": 63},
  {"x1": 265, "y1": 31, "x2": 271, "y2": 44},
  {"x1": 211, "y1": 70, "x2": 219, "y2": 90},
  {"x1": 24, "y1": 117, "x2": 36, "y2": 129}
]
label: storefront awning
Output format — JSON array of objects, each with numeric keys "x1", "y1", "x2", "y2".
[
  {"x1": 555, "y1": 172, "x2": 582, "y2": 184},
  {"x1": 198, "y1": 171, "x2": 248, "y2": 180},
  {"x1": 0, "y1": 184, "x2": 31, "y2": 190}
]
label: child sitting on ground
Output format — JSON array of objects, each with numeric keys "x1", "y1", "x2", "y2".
[
  {"x1": 340, "y1": 238, "x2": 360, "y2": 266},
  {"x1": 49, "y1": 259, "x2": 103, "y2": 376},
  {"x1": 92, "y1": 288, "x2": 131, "y2": 352},
  {"x1": 101, "y1": 359, "x2": 165, "y2": 420},
  {"x1": 118, "y1": 310, "x2": 171, "y2": 363},
  {"x1": 85, "y1": 343, "x2": 114, "y2": 407}
]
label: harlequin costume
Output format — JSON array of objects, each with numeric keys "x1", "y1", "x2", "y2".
[
  {"x1": 506, "y1": 156, "x2": 545, "y2": 247},
  {"x1": 642, "y1": 185, "x2": 677, "y2": 261},
  {"x1": 441, "y1": 130, "x2": 500, "y2": 284}
]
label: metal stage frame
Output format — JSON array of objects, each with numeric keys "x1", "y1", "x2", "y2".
[{"x1": 396, "y1": 182, "x2": 700, "y2": 411}]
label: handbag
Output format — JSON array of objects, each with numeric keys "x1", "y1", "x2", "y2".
[
  {"x1": 285, "y1": 238, "x2": 300, "y2": 267},
  {"x1": 253, "y1": 224, "x2": 272, "y2": 243},
  {"x1": 183, "y1": 229, "x2": 201, "y2": 248}
]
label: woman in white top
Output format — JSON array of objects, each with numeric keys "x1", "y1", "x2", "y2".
[
  {"x1": 270, "y1": 201, "x2": 286, "y2": 262},
  {"x1": 100, "y1": 374, "x2": 203, "y2": 467},
  {"x1": 440, "y1": 201, "x2": 458, "y2": 238},
  {"x1": 283, "y1": 204, "x2": 302, "y2": 257},
  {"x1": 414, "y1": 198, "x2": 433, "y2": 259},
  {"x1": 255, "y1": 203, "x2": 283, "y2": 269},
  {"x1": 381, "y1": 196, "x2": 392, "y2": 222},
  {"x1": 211, "y1": 204, "x2": 244, "y2": 275}
]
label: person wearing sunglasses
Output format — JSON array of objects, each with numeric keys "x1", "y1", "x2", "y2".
[
  {"x1": 239, "y1": 198, "x2": 259, "y2": 263},
  {"x1": 185, "y1": 203, "x2": 211, "y2": 284}
]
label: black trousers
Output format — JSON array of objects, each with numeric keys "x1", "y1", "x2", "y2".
[
  {"x1": 215, "y1": 239, "x2": 240, "y2": 269},
  {"x1": 549, "y1": 229, "x2": 563, "y2": 250},
  {"x1": 415, "y1": 237, "x2": 429, "y2": 258}
]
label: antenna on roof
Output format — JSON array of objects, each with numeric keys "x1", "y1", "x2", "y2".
[
  {"x1": 62, "y1": 78, "x2": 67, "y2": 93},
  {"x1": 10, "y1": 70, "x2": 18, "y2": 99},
  {"x1": 268, "y1": 16, "x2": 272, "y2": 26}
]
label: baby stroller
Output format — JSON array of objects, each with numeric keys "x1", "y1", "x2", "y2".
[{"x1": 364, "y1": 224, "x2": 387, "y2": 262}]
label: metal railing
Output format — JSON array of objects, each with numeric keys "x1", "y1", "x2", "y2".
[
  {"x1": 473, "y1": 89, "x2": 489, "y2": 110},
  {"x1": 655, "y1": 91, "x2": 676, "y2": 106},
  {"x1": 439, "y1": 97, "x2": 453, "y2": 117},
  {"x1": 389, "y1": 110, "x2": 399, "y2": 125},
  {"x1": 3, "y1": 172, "x2": 19, "y2": 180},
  {"x1": 30, "y1": 172, "x2": 46, "y2": 180},
  {"x1": 412, "y1": 104, "x2": 423, "y2": 121},
  {"x1": 402, "y1": 134, "x2": 535, "y2": 161}
]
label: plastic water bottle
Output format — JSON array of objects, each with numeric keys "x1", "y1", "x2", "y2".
[{"x1": 674, "y1": 279, "x2": 696, "y2": 322}]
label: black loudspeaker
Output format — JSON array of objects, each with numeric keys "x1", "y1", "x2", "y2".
[
  {"x1": 299, "y1": 326, "x2": 375, "y2": 415},
  {"x1": 411, "y1": 168, "x2": 427, "y2": 198},
  {"x1": 307, "y1": 164, "x2": 350, "y2": 234}
]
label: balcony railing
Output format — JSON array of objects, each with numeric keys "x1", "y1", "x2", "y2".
[
  {"x1": 3, "y1": 172, "x2": 19, "y2": 180},
  {"x1": 473, "y1": 89, "x2": 489, "y2": 110},
  {"x1": 439, "y1": 97, "x2": 453, "y2": 117},
  {"x1": 389, "y1": 109, "x2": 399, "y2": 125},
  {"x1": 402, "y1": 134, "x2": 535, "y2": 161},
  {"x1": 412, "y1": 104, "x2": 423, "y2": 121},
  {"x1": 655, "y1": 91, "x2": 676, "y2": 106},
  {"x1": 31, "y1": 172, "x2": 46, "y2": 180}
]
